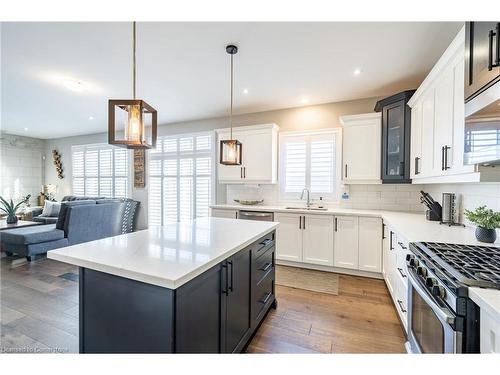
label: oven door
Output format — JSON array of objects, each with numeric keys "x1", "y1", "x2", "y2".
[{"x1": 407, "y1": 268, "x2": 460, "y2": 353}]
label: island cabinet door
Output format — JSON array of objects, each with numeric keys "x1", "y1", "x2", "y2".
[
  {"x1": 222, "y1": 247, "x2": 252, "y2": 353},
  {"x1": 175, "y1": 263, "x2": 225, "y2": 353}
]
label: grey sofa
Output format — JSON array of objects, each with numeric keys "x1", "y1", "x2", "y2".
[{"x1": 1, "y1": 199, "x2": 135, "y2": 261}]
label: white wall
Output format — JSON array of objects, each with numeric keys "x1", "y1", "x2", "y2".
[{"x1": 0, "y1": 133, "x2": 45, "y2": 206}]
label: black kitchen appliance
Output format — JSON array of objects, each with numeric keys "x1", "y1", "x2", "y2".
[
  {"x1": 419, "y1": 190, "x2": 442, "y2": 221},
  {"x1": 406, "y1": 242, "x2": 500, "y2": 353}
]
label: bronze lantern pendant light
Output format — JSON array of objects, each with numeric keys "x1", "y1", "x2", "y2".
[
  {"x1": 220, "y1": 45, "x2": 242, "y2": 165},
  {"x1": 108, "y1": 22, "x2": 157, "y2": 149}
]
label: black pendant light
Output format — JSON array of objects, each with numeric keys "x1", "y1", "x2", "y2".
[
  {"x1": 108, "y1": 22, "x2": 157, "y2": 149},
  {"x1": 219, "y1": 44, "x2": 242, "y2": 165}
]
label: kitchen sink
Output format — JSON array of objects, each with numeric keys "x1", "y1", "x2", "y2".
[{"x1": 285, "y1": 206, "x2": 328, "y2": 211}]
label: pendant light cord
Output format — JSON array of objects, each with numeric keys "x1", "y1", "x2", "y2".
[
  {"x1": 133, "y1": 21, "x2": 136, "y2": 100},
  {"x1": 230, "y1": 52, "x2": 233, "y2": 140}
]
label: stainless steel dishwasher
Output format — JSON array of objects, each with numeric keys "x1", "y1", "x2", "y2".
[{"x1": 238, "y1": 210, "x2": 274, "y2": 221}]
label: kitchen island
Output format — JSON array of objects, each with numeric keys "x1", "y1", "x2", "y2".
[{"x1": 48, "y1": 217, "x2": 278, "y2": 353}]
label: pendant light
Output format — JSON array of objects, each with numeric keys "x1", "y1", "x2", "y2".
[
  {"x1": 219, "y1": 45, "x2": 242, "y2": 165},
  {"x1": 108, "y1": 22, "x2": 157, "y2": 149}
]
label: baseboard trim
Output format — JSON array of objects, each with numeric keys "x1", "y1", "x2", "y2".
[{"x1": 276, "y1": 260, "x2": 383, "y2": 280}]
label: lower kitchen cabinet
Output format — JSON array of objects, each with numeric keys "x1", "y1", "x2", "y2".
[
  {"x1": 275, "y1": 212, "x2": 334, "y2": 266},
  {"x1": 333, "y1": 216, "x2": 359, "y2": 269},
  {"x1": 211, "y1": 208, "x2": 238, "y2": 219},
  {"x1": 358, "y1": 217, "x2": 383, "y2": 272},
  {"x1": 334, "y1": 216, "x2": 383, "y2": 272}
]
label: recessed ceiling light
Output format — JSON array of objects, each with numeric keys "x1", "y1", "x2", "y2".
[
  {"x1": 63, "y1": 78, "x2": 86, "y2": 92},
  {"x1": 353, "y1": 69, "x2": 361, "y2": 76},
  {"x1": 88, "y1": 116, "x2": 94, "y2": 121},
  {"x1": 301, "y1": 97, "x2": 309, "y2": 104},
  {"x1": 243, "y1": 88, "x2": 249, "y2": 94},
  {"x1": 24, "y1": 127, "x2": 28, "y2": 132}
]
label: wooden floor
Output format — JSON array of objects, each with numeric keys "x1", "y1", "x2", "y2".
[{"x1": 0, "y1": 257, "x2": 406, "y2": 353}]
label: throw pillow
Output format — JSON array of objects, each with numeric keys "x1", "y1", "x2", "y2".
[{"x1": 42, "y1": 201, "x2": 62, "y2": 217}]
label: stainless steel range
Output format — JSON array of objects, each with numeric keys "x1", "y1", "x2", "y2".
[{"x1": 406, "y1": 242, "x2": 500, "y2": 353}]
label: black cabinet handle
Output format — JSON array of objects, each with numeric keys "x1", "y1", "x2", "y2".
[
  {"x1": 488, "y1": 28, "x2": 496, "y2": 70},
  {"x1": 243, "y1": 167, "x2": 246, "y2": 178},
  {"x1": 260, "y1": 292, "x2": 272, "y2": 305},
  {"x1": 222, "y1": 263, "x2": 229, "y2": 295},
  {"x1": 444, "y1": 145, "x2": 450, "y2": 170},
  {"x1": 496, "y1": 23, "x2": 500, "y2": 67},
  {"x1": 303, "y1": 216, "x2": 306, "y2": 230},
  {"x1": 397, "y1": 267, "x2": 407, "y2": 278},
  {"x1": 259, "y1": 239, "x2": 273, "y2": 247},
  {"x1": 334, "y1": 217, "x2": 338, "y2": 232},
  {"x1": 414, "y1": 157, "x2": 420, "y2": 175},
  {"x1": 240, "y1": 167, "x2": 243, "y2": 178},
  {"x1": 228, "y1": 260, "x2": 233, "y2": 292},
  {"x1": 441, "y1": 146, "x2": 445, "y2": 170},
  {"x1": 390, "y1": 231, "x2": 394, "y2": 250},
  {"x1": 397, "y1": 241, "x2": 407, "y2": 250},
  {"x1": 382, "y1": 223, "x2": 386, "y2": 239},
  {"x1": 299, "y1": 215, "x2": 302, "y2": 229},
  {"x1": 397, "y1": 299, "x2": 407, "y2": 313},
  {"x1": 261, "y1": 262, "x2": 272, "y2": 272},
  {"x1": 345, "y1": 164, "x2": 348, "y2": 178}
]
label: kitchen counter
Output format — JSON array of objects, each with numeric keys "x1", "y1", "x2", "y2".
[
  {"x1": 211, "y1": 204, "x2": 500, "y2": 246},
  {"x1": 48, "y1": 217, "x2": 278, "y2": 289}
]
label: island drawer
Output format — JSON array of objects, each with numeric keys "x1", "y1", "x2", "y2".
[
  {"x1": 253, "y1": 245, "x2": 274, "y2": 285},
  {"x1": 253, "y1": 271, "x2": 275, "y2": 323},
  {"x1": 250, "y1": 232, "x2": 275, "y2": 260}
]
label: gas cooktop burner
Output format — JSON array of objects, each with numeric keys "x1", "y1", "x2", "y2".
[{"x1": 419, "y1": 242, "x2": 500, "y2": 289}]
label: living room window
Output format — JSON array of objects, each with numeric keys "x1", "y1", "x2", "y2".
[
  {"x1": 149, "y1": 132, "x2": 214, "y2": 225},
  {"x1": 279, "y1": 129, "x2": 342, "y2": 202},
  {"x1": 72, "y1": 144, "x2": 130, "y2": 198}
]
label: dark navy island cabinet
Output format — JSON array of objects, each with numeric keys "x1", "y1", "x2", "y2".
[{"x1": 79, "y1": 230, "x2": 276, "y2": 353}]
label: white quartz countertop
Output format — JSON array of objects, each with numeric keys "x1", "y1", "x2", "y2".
[
  {"x1": 469, "y1": 288, "x2": 500, "y2": 324},
  {"x1": 211, "y1": 204, "x2": 500, "y2": 246},
  {"x1": 48, "y1": 217, "x2": 278, "y2": 289}
]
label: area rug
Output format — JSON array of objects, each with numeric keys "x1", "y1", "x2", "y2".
[{"x1": 275, "y1": 265, "x2": 339, "y2": 295}]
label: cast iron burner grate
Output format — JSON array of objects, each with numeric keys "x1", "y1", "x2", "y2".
[{"x1": 420, "y1": 242, "x2": 500, "y2": 289}]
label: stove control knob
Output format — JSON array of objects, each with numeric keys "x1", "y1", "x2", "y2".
[
  {"x1": 432, "y1": 285, "x2": 446, "y2": 299},
  {"x1": 409, "y1": 258, "x2": 419, "y2": 268},
  {"x1": 406, "y1": 254, "x2": 414, "y2": 262},
  {"x1": 425, "y1": 277, "x2": 437, "y2": 287},
  {"x1": 416, "y1": 266, "x2": 427, "y2": 277}
]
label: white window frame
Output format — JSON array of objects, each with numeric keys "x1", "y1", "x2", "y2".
[
  {"x1": 71, "y1": 143, "x2": 132, "y2": 198},
  {"x1": 148, "y1": 131, "x2": 216, "y2": 225},
  {"x1": 279, "y1": 128, "x2": 342, "y2": 203}
]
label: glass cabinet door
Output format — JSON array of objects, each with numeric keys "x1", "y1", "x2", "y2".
[{"x1": 383, "y1": 100, "x2": 405, "y2": 179}]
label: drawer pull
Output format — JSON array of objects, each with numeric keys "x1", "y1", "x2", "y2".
[
  {"x1": 397, "y1": 241, "x2": 407, "y2": 250},
  {"x1": 397, "y1": 299, "x2": 407, "y2": 313},
  {"x1": 397, "y1": 267, "x2": 407, "y2": 278},
  {"x1": 260, "y1": 292, "x2": 272, "y2": 305},
  {"x1": 260, "y1": 262, "x2": 272, "y2": 272},
  {"x1": 259, "y1": 239, "x2": 273, "y2": 247}
]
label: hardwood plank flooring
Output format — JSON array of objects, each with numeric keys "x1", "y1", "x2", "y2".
[{"x1": 0, "y1": 257, "x2": 406, "y2": 354}]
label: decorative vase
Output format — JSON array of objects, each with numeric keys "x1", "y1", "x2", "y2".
[
  {"x1": 475, "y1": 227, "x2": 497, "y2": 244},
  {"x1": 6, "y1": 214, "x2": 18, "y2": 224}
]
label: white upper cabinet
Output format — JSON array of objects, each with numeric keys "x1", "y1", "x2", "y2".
[
  {"x1": 408, "y1": 26, "x2": 493, "y2": 184},
  {"x1": 340, "y1": 113, "x2": 382, "y2": 184},
  {"x1": 216, "y1": 124, "x2": 279, "y2": 184}
]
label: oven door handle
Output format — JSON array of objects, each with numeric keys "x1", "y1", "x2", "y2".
[{"x1": 407, "y1": 267, "x2": 456, "y2": 326}]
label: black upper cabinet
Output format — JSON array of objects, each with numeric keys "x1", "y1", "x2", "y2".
[
  {"x1": 375, "y1": 90, "x2": 415, "y2": 184},
  {"x1": 465, "y1": 22, "x2": 500, "y2": 101}
]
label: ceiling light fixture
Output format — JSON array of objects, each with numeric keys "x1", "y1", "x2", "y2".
[
  {"x1": 243, "y1": 88, "x2": 249, "y2": 94},
  {"x1": 353, "y1": 69, "x2": 361, "y2": 76},
  {"x1": 24, "y1": 127, "x2": 29, "y2": 132},
  {"x1": 88, "y1": 116, "x2": 94, "y2": 121},
  {"x1": 301, "y1": 97, "x2": 310, "y2": 104},
  {"x1": 108, "y1": 21, "x2": 157, "y2": 149},
  {"x1": 219, "y1": 44, "x2": 242, "y2": 166}
]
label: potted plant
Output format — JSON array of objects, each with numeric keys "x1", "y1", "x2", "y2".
[
  {"x1": 0, "y1": 195, "x2": 31, "y2": 224},
  {"x1": 464, "y1": 206, "x2": 500, "y2": 244}
]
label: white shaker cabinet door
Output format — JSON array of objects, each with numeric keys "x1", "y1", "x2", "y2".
[
  {"x1": 274, "y1": 212, "x2": 303, "y2": 262},
  {"x1": 333, "y1": 216, "x2": 359, "y2": 270},
  {"x1": 302, "y1": 214, "x2": 334, "y2": 266},
  {"x1": 358, "y1": 217, "x2": 383, "y2": 273}
]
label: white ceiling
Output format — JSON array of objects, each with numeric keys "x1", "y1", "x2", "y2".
[{"x1": 1, "y1": 22, "x2": 462, "y2": 139}]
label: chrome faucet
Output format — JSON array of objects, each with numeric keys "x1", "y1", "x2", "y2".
[{"x1": 300, "y1": 188, "x2": 312, "y2": 207}]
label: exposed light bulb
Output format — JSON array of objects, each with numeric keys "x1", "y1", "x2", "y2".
[
  {"x1": 63, "y1": 79, "x2": 85, "y2": 92},
  {"x1": 243, "y1": 88, "x2": 249, "y2": 94},
  {"x1": 88, "y1": 116, "x2": 94, "y2": 121},
  {"x1": 24, "y1": 127, "x2": 29, "y2": 132},
  {"x1": 301, "y1": 97, "x2": 309, "y2": 104},
  {"x1": 125, "y1": 105, "x2": 142, "y2": 143},
  {"x1": 353, "y1": 69, "x2": 361, "y2": 76}
]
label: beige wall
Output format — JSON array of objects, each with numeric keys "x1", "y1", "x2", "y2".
[{"x1": 43, "y1": 97, "x2": 381, "y2": 228}]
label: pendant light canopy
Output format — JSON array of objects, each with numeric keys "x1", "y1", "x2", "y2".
[
  {"x1": 220, "y1": 44, "x2": 242, "y2": 165},
  {"x1": 109, "y1": 22, "x2": 157, "y2": 149}
]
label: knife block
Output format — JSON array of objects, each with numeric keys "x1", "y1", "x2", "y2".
[{"x1": 426, "y1": 202, "x2": 442, "y2": 221}]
